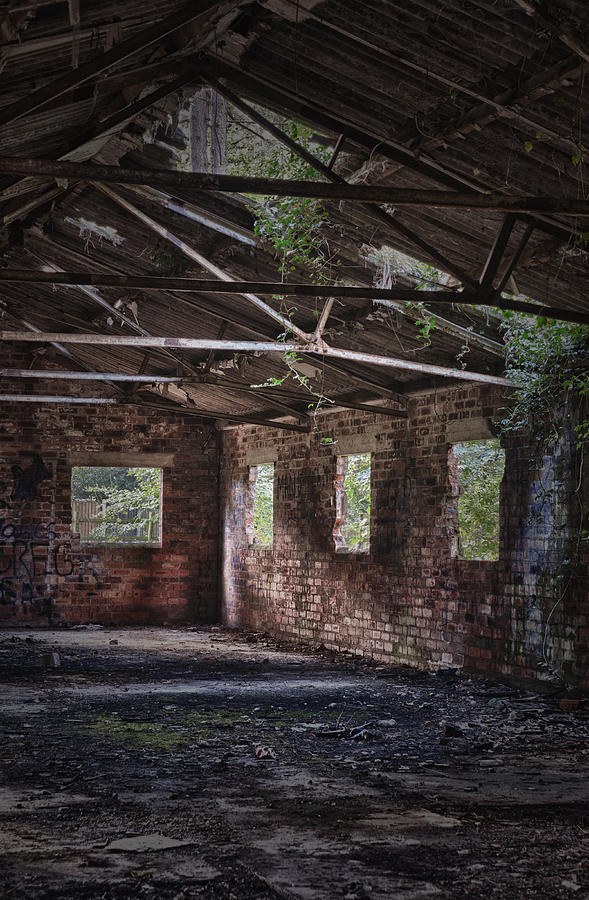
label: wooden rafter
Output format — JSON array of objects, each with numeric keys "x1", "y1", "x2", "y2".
[
  {"x1": 478, "y1": 215, "x2": 517, "y2": 291},
  {"x1": 0, "y1": 369, "x2": 406, "y2": 419},
  {"x1": 513, "y1": 1, "x2": 589, "y2": 65},
  {"x1": 202, "y1": 56, "x2": 589, "y2": 245},
  {"x1": 0, "y1": 67, "x2": 204, "y2": 208},
  {"x1": 25, "y1": 250, "x2": 202, "y2": 376},
  {"x1": 90, "y1": 181, "x2": 313, "y2": 342}
]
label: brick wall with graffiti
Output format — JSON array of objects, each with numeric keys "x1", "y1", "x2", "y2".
[{"x1": 0, "y1": 346, "x2": 220, "y2": 626}]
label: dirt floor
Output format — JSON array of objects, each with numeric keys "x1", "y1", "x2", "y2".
[{"x1": 0, "y1": 626, "x2": 588, "y2": 900}]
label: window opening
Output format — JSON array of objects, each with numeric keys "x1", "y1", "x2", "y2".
[
  {"x1": 71, "y1": 466, "x2": 162, "y2": 545},
  {"x1": 450, "y1": 439, "x2": 505, "y2": 561},
  {"x1": 334, "y1": 453, "x2": 371, "y2": 553},
  {"x1": 248, "y1": 463, "x2": 274, "y2": 547}
]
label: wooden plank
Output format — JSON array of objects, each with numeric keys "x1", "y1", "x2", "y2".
[
  {"x1": 68, "y1": 0, "x2": 81, "y2": 69},
  {"x1": 0, "y1": 369, "x2": 183, "y2": 382},
  {"x1": 0, "y1": 394, "x2": 118, "y2": 404},
  {"x1": 190, "y1": 88, "x2": 210, "y2": 172}
]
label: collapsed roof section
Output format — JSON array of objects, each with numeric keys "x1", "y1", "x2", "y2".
[{"x1": 0, "y1": 0, "x2": 588, "y2": 428}]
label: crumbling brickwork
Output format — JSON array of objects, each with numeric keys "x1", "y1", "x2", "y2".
[
  {"x1": 221, "y1": 386, "x2": 589, "y2": 687},
  {"x1": 0, "y1": 346, "x2": 219, "y2": 626}
]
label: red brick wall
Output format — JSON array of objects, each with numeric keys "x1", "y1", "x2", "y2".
[
  {"x1": 1, "y1": 346, "x2": 219, "y2": 625},
  {"x1": 221, "y1": 385, "x2": 589, "y2": 687}
]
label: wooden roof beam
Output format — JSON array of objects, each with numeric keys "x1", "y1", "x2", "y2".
[
  {"x1": 2, "y1": 270, "x2": 587, "y2": 325},
  {"x1": 0, "y1": 368, "x2": 405, "y2": 419},
  {"x1": 496, "y1": 224, "x2": 536, "y2": 294},
  {"x1": 2, "y1": 159, "x2": 589, "y2": 215},
  {"x1": 0, "y1": 331, "x2": 516, "y2": 387},
  {"x1": 203, "y1": 57, "x2": 589, "y2": 244},
  {"x1": 90, "y1": 181, "x2": 313, "y2": 342},
  {"x1": 25, "y1": 249, "x2": 202, "y2": 376},
  {"x1": 478, "y1": 214, "x2": 517, "y2": 291},
  {"x1": 0, "y1": 67, "x2": 204, "y2": 208}
]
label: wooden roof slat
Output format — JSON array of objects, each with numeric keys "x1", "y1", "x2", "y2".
[{"x1": 0, "y1": 1, "x2": 241, "y2": 127}]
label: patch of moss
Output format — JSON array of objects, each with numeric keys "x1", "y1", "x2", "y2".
[{"x1": 85, "y1": 714, "x2": 192, "y2": 750}]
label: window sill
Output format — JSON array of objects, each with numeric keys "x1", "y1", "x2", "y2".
[
  {"x1": 79, "y1": 541, "x2": 163, "y2": 549},
  {"x1": 335, "y1": 547, "x2": 370, "y2": 555}
]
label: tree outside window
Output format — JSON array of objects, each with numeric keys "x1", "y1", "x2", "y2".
[
  {"x1": 450, "y1": 440, "x2": 505, "y2": 561},
  {"x1": 247, "y1": 463, "x2": 274, "y2": 547},
  {"x1": 334, "y1": 453, "x2": 371, "y2": 553},
  {"x1": 71, "y1": 466, "x2": 162, "y2": 545}
]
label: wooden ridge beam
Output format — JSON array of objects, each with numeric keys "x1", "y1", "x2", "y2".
[
  {"x1": 1, "y1": 158, "x2": 588, "y2": 214},
  {"x1": 2, "y1": 270, "x2": 587, "y2": 325},
  {"x1": 0, "y1": 331, "x2": 515, "y2": 387}
]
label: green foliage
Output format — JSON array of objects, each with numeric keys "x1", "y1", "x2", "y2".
[
  {"x1": 72, "y1": 466, "x2": 161, "y2": 544},
  {"x1": 228, "y1": 115, "x2": 332, "y2": 282},
  {"x1": 341, "y1": 454, "x2": 371, "y2": 551},
  {"x1": 228, "y1": 110, "x2": 336, "y2": 413},
  {"x1": 498, "y1": 315, "x2": 589, "y2": 450},
  {"x1": 453, "y1": 440, "x2": 505, "y2": 561},
  {"x1": 253, "y1": 463, "x2": 274, "y2": 546}
]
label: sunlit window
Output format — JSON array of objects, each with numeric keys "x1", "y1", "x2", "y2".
[
  {"x1": 248, "y1": 463, "x2": 274, "y2": 547},
  {"x1": 71, "y1": 466, "x2": 162, "y2": 545},
  {"x1": 333, "y1": 453, "x2": 371, "y2": 553},
  {"x1": 450, "y1": 440, "x2": 505, "y2": 561}
]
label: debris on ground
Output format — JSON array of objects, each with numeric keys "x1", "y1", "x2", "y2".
[{"x1": 0, "y1": 626, "x2": 588, "y2": 899}]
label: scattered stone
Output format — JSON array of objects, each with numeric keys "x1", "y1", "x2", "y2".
[
  {"x1": 105, "y1": 833, "x2": 194, "y2": 853},
  {"x1": 44, "y1": 652, "x2": 60, "y2": 668},
  {"x1": 440, "y1": 720, "x2": 464, "y2": 738},
  {"x1": 71, "y1": 624, "x2": 103, "y2": 631},
  {"x1": 109, "y1": 639, "x2": 119, "y2": 646},
  {"x1": 479, "y1": 758, "x2": 503, "y2": 767},
  {"x1": 255, "y1": 746, "x2": 276, "y2": 759}
]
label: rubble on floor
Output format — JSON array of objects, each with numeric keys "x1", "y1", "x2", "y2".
[{"x1": 0, "y1": 627, "x2": 587, "y2": 899}]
